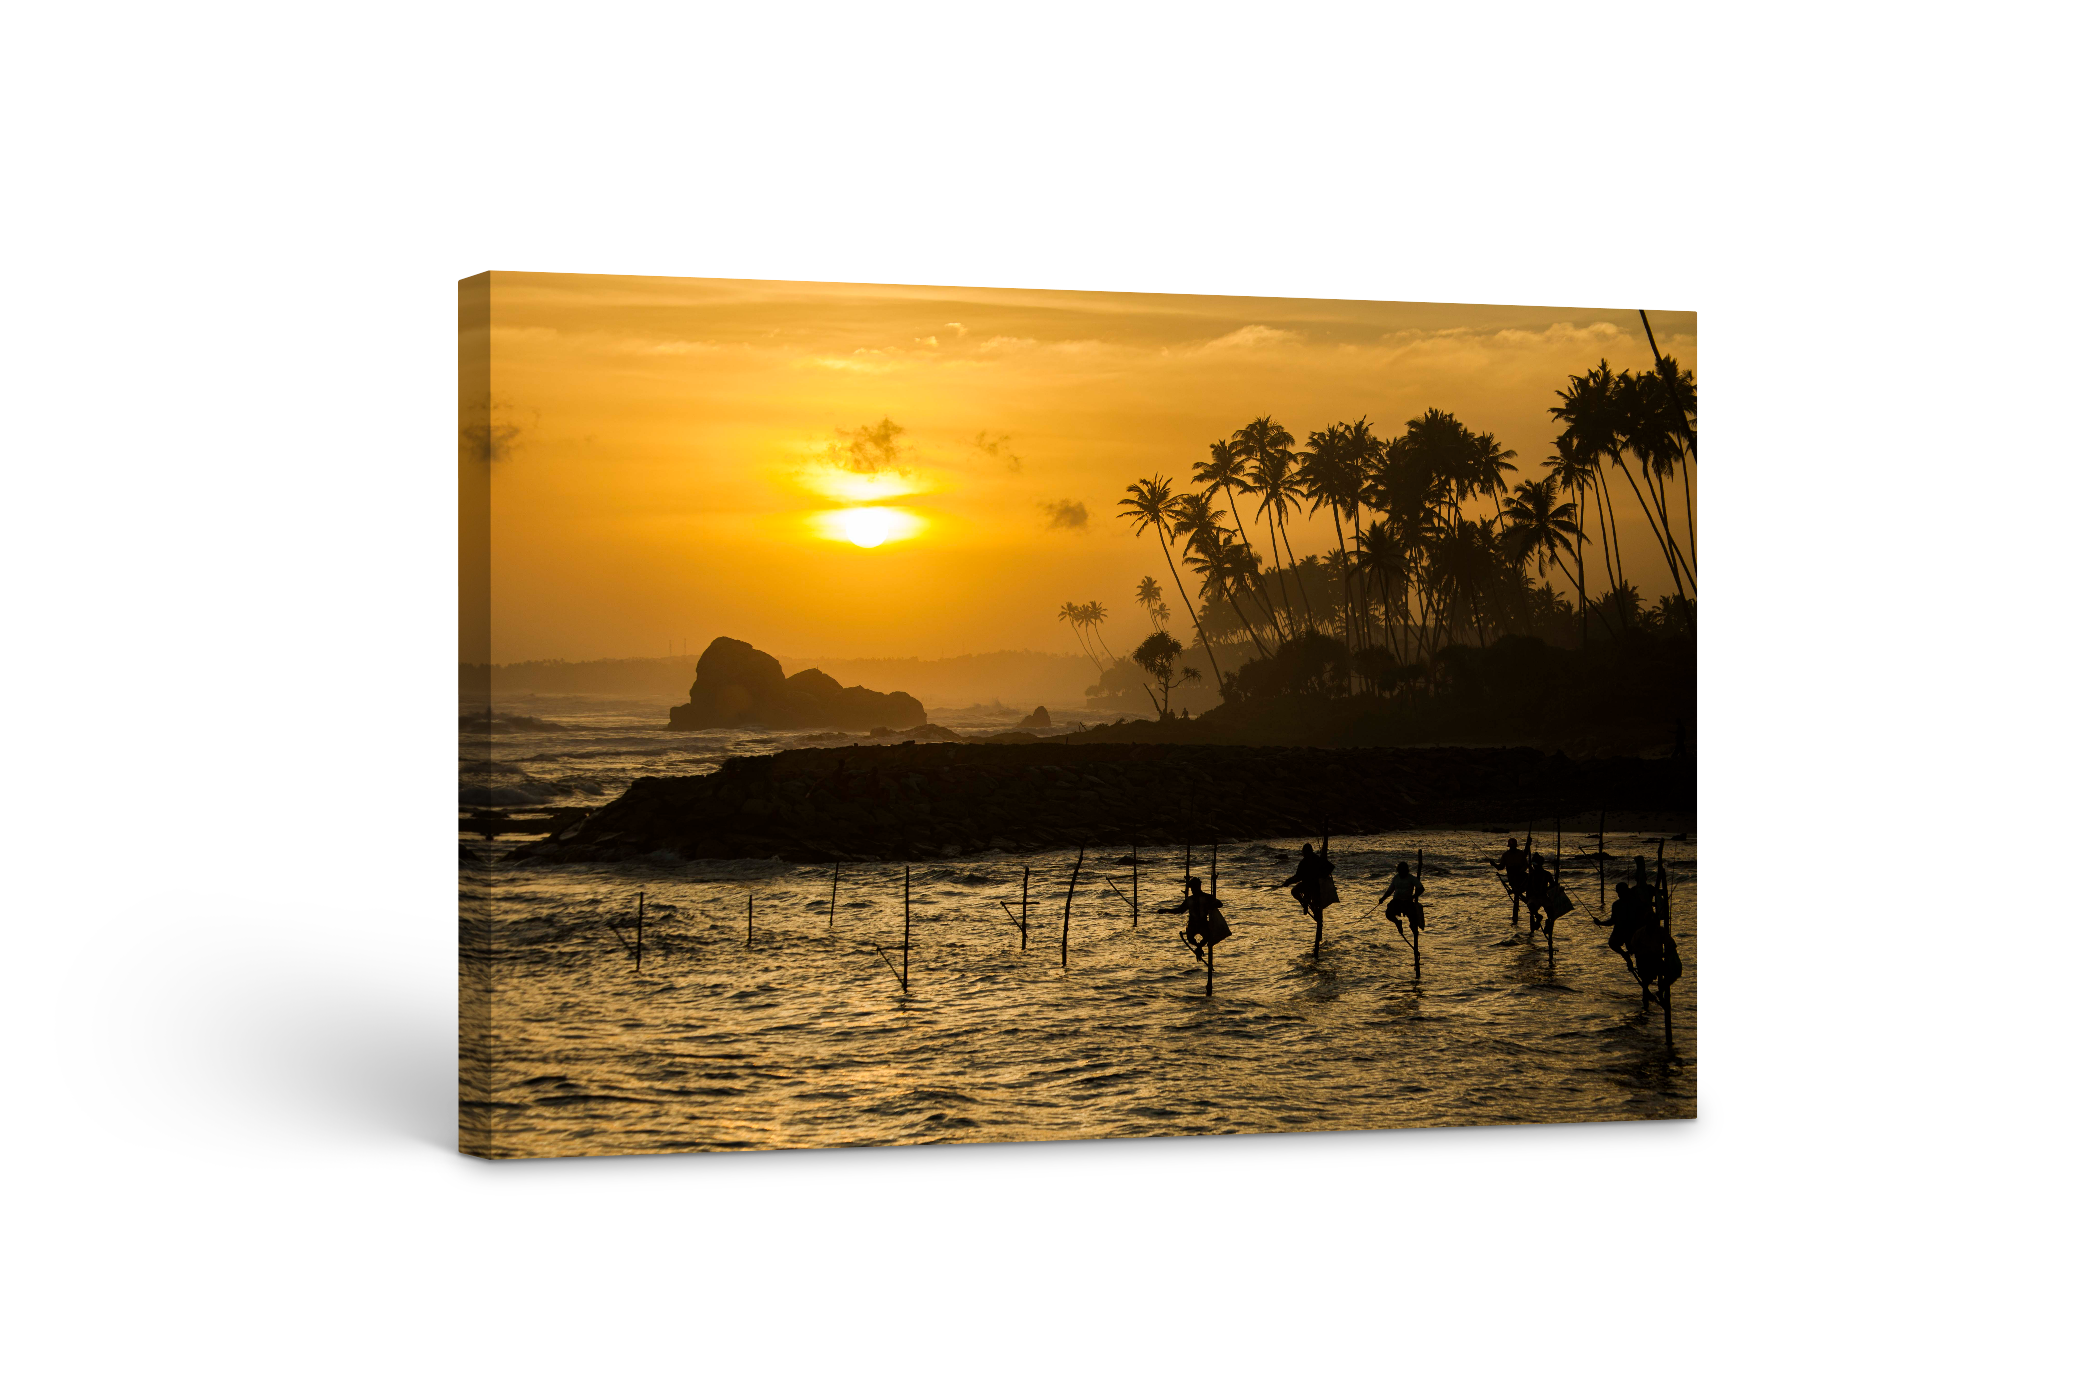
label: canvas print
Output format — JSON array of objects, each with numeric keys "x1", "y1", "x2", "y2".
[{"x1": 460, "y1": 273, "x2": 1696, "y2": 1160}]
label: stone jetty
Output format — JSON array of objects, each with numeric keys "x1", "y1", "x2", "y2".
[{"x1": 511, "y1": 741, "x2": 1693, "y2": 865}]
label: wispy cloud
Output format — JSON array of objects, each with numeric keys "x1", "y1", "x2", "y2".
[
  {"x1": 829, "y1": 418, "x2": 908, "y2": 474},
  {"x1": 1039, "y1": 499, "x2": 1089, "y2": 531},
  {"x1": 974, "y1": 431, "x2": 1022, "y2": 472},
  {"x1": 1192, "y1": 324, "x2": 1304, "y2": 355}
]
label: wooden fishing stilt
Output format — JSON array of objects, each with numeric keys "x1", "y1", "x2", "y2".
[
  {"x1": 903, "y1": 864, "x2": 911, "y2": 993},
  {"x1": 1061, "y1": 846, "x2": 1084, "y2": 970},
  {"x1": 746, "y1": 890, "x2": 753, "y2": 948},
  {"x1": 1598, "y1": 808, "x2": 1606, "y2": 907},
  {"x1": 1312, "y1": 824, "x2": 1328, "y2": 962},
  {"x1": 1658, "y1": 838, "x2": 1674, "y2": 1047},
  {"x1": 828, "y1": 861, "x2": 839, "y2": 930},
  {"x1": 1548, "y1": 817, "x2": 1560, "y2": 959},
  {"x1": 1020, "y1": 866, "x2": 1030, "y2": 951},
  {"x1": 636, "y1": 890, "x2": 644, "y2": 972},
  {"x1": 1131, "y1": 840, "x2": 1139, "y2": 930},
  {"x1": 1204, "y1": 939, "x2": 1214, "y2": 997},
  {"x1": 1414, "y1": 845, "x2": 1423, "y2": 981}
]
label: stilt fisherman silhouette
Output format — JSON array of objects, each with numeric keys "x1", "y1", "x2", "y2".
[{"x1": 1159, "y1": 876, "x2": 1229, "y2": 963}]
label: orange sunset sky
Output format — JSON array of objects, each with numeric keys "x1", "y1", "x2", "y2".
[{"x1": 463, "y1": 273, "x2": 1694, "y2": 664}]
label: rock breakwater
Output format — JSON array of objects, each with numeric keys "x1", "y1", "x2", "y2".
[{"x1": 513, "y1": 742, "x2": 1693, "y2": 865}]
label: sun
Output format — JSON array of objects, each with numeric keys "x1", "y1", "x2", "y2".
[{"x1": 814, "y1": 506, "x2": 923, "y2": 549}]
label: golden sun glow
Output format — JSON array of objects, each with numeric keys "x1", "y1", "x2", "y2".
[
  {"x1": 815, "y1": 506, "x2": 924, "y2": 549},
  {"x1": 799, "y1": 466, "x2": 918, "y2": 503}
]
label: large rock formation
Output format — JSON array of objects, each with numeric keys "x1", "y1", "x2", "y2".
[{"x1": 667, "y1": 637, "x2": 926, "y2": 732}]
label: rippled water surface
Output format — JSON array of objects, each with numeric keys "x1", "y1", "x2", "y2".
[{"x1": 461, "y1": 698, "x2": 1695, "y2": 1158}]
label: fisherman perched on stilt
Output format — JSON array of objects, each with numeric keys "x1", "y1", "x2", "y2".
[
  {"x1": 1376, "y1": 857, "x2": 1425, "y2": 938},
  {"x1": 1597, "y1": 880, "x2": 1638, "y2": 971},
  {"x1": 1282, "y1": 841, "x2": 1339, "y2": 920},
  {"x1": 1522, "y1": 852, "x2": 1554, "y2": 933},
  {"x1": 1487, "y1": 836, "x2": 1526, "y2": 925},
  {"x1": 1159, "y1": 876, "x2": 1230, "y2": 964},
  {"x1": 1594, "y1": 858, "x2": 1672, "y2": 1008}
]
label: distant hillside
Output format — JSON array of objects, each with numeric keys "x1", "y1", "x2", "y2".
[{"x1": 463, "y1": 649, "x2": 1100, "y2": 709}]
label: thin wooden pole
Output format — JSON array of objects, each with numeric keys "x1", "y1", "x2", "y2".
[
  {"x1": 1413, "y1": 846, "x2": 1423, "y2": 981},
  {"x1": 1658, "y1": 841, "x2": 1674, "y2": 1048},
  {"x1": 636, "y1": 890, "x2": 644, "y2": 972},
  {"x1": 1599, "y1": 808, "x2": 1606, "y2": 907},
  {"x1": 1312, "y1": 824, "x2": 1327, "y2": 961},
  {"x1": 1131, "y1": 840, "x2": 1139, "y2": 929},
  {"x1": 1020, "y1": 866, "x2": 1030, "y2": 951},
  {"x1": 1207, "y1": 842, "x2": 1219, "y2": 995},
  {"x1": 1549, "y1": 817, "x2": 1560, "y2": 958},
  {"x1": 1061, "y1": 847, "x2": 1084, "y2": 970},
  {"x1": 746, "y1": 891, "x2": 753, "y2": 948},
  {"x1": 903, "y1": 864, "x2": 911, "y2": 993},
  {"x1": 828, "y1": 862, "x2": 839, "y2": 930}
]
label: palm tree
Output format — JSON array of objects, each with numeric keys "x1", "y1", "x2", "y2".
[
  {"x1": 1351, "y1": 518, "x2": 1409, "y2": 656},
  {"x1": 1460, "y1": 431, "x2": 1519, "y2": 520},
  {"x1": 1550, "y1": 363, "x2": 1636, "y2": 625},
  {"x1": 1135, "y1": 577, "x2": 1170, "y2": 632},
  {"x1": 1656, "y1": 356, "x2": 1698, "y2": 574},
  {"x1": 1541, "y1": 448, "x2": 1598, "y2": 647},
  {"x1": 1231, "y1": 417, "x2": 1311, "y2": 634},
  {"x1": 1430, "y1": 518, "x2": 1502, "y2": 649},
  {"x1": 1077, "y1": 601, "x2": 1114, "y2": 662},
  {"x1": 1297, "y1": 421, "x2": 1374, "y2": 669},
  {"x1": 1057, "y1": 602, "x2": 1107, "y2": 668},
  {"x1": 1191, "y1": 438, "x2": 1256, "y2": 541},
  {"x1": 1186, "y1": 541, "x2": 1262, "y2": 654},
  {"x1": 1499, "y1": 478, "x2": 1586, "y2": 603},
  {"x1": 1621, "y1": 365, "x2": 1696, "y2": 600},
  {"x1": 1224, "y1": 538, "x2": 1282, "y2": 652},
  {"x1": 1174, "y1": 494, "x2": 1273, "y2": 657},
  {"x1": 1118, "y1": 475, "x2": 1223, "y2": 692}
]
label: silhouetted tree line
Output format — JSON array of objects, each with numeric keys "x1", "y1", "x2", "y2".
[{"x1": 1115, "y1": 357, "x2": 1696, "y2": 707}]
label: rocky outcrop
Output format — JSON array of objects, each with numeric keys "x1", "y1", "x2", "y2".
[
  {"x1": 667, "y1": 637, "x2": 925, "y2": 732},
  {"x1": 514, "y1": 742, "x2": 1694, "y2": 865},
  {"x1": 1018, "y1": 705, "x2": 1054, "y2": 728}
]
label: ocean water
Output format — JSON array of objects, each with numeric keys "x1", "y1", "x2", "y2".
[{"x1": 460, "y1": 697, "x2": 1695, "y2": 1158}]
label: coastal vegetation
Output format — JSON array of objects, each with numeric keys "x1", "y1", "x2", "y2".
[{"x1": 1109, "y1": 356, "x2": 1696, "y2": 708}]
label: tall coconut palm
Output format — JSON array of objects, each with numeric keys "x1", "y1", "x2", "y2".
[
  {"x1": 1297, "y1": 420, "x2": 1375, "y2": 668},
  {"x1": 1230, "y1": 417, "x2": 1311, "y2": 634},
  {"x1": 1430, "y1": 518, "x2": 1503, "y2": 649},
  {"x1": 1460, "y1": 431, "x2": 1519, "y2": 520},
  {"x1": 1077, "y1": 601, "x2": 1114, "y2": 662},
  {"x1": 1118, "y1": 475, "x2": 1222, "y2": 691},
  {"x1": 1058, "y1": 601, "x2": 1108, "y2": 668},
  {"x1": 1224, "y1": 538, "x2": 1280, "y2": 651},
  {"x1": 1191, "y1": 437, "x2": 1255, "y2": 539},
  {"x1": 1351, "y1": 519, "x2": 1409, "y2": 656},
  {"x1": 1499, "y1": 478, "x2": 1586, "y2": 604},
  {"x1": 1663, "y1": 358, "x2": 1698, "y2": 574},
  {"x1": 1174, "y1": 493, "x2": 1273, "y2": 657},
  {"x1": 1192, "y1": 531, "x2": 1268, "y2": 659},
  {"x1": 1551, "y1": 363, "x2": 1636, "y2": 624},
  {"x1": 1334, "y1": 416, "x2": 1381, "y2": 650},
  {"x1": 1622, "y1": 364, "x2": 1697, "y2": 597},
  {"x1": 1135, "y1": 577, "x2": 1171, "y2": 632},
  {"x1": 1541, "y1": 447, "x2": 1599, "y2": 647}
]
